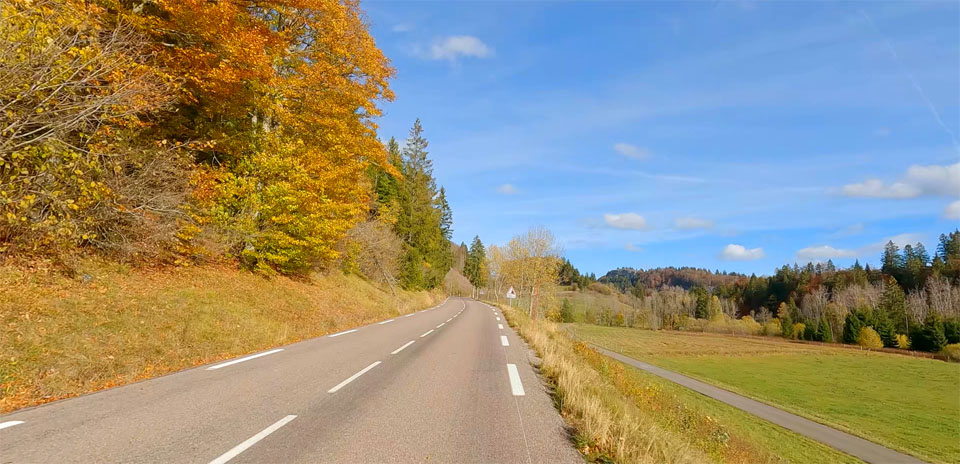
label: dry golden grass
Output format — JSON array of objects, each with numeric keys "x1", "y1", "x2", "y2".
[
  {"x1": 496, "y1": 304, "x2": 846, "y2": 464},
  {"x1": 1, "y1": 258, "x2": 443, "y2": 412}
]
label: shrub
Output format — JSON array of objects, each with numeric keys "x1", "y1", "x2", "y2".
[
  {"x1": 802, "y1": 323, "x2": 817, "y2": 341},
  {"x1": 792, "y1": 322, "x2": 806, "y2": 340},
  {"x1": 857, "y1": 327, "x2": 883, "y2": 349},
  {"x1": 943, "y1": 344, "x2": 960, "y2": 362},
  {"x1": 587, "y1": 282, "x2": 614, "y2": 295},
  {"x1": 896, "y1": 334, "x2": 910, "y2": 350},
  {"x1": 762, "y1": 319, "x2": 782, "y2": 336}
]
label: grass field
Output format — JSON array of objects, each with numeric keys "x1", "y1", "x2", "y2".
[
  {"x1": 497, "y1": 304, "x2": 863, "y2": 463},
  {"x1": 0, "y1": 259, "x2": 443, "y2": 413},
  {"x1": 569, "y1": 324, "x2": 960, "y2": 464}
]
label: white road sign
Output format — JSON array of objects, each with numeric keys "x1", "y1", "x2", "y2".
[{"x1": 506, "y1": 287, "x2": 517, "y2": 299}]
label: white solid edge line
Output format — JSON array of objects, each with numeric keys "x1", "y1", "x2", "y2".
[
  {"x1": 404, "y1": 313, "x2": 414, "y2": 317},
  {"x1": 391, "y1": 340, "x2": 415, "y2": 355},
  {"x1": 500, "y1": 335, "x2": 509, "y2": 346},
  {"x1": 0, "y1": 421, "x2": 24, "y2": 430},
  {"x1": 378, "y1": 319, "x2": 394, "y2": 325},
  {"x1": 446, "y1": 318, "x2": 452, "y2": 322},
  {"x1": 208, "y1": 415, "x2": 296, "y2": 464},
  {"x1": 328, "y1": 329, "x2": 358, "y2": 338},
  {"x1": 498, "y1": 324, "x2": 504, "y2": 329},
  {"x1": 420, "y1": 329, "x2": 434, "y2": 338},
  {"x1": 436, "y1": 323, "x2": 445, "y2": 328},
  {"x1": 328, "y1": 361, "x2": 382, "y2": 393},
  {"x1": 507, "y1": 364, "x2": 525, "y2": 396},
  {"x1": 206, "y1": 349, "x2": 284, "y2": 370}
]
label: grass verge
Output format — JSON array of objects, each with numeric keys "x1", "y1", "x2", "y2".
[
  {"x1": 1, "y1": 259, "x2": 444, "y2": 413},
  {"x1": 570, "y1": 324, "x2": 960, "y2": 464},
  {"x1": 496, "y1": 303, "x2": 861, "y2": 464}
]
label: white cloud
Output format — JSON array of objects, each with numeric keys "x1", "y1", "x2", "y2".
[
  {"x1": 839, "y1": 162, "x2": 960, "y2": 199},
  {"x1": 625, "y1": 243, "x2": 643, "y2": 252},
  {"x1": 796, "y1": 232, "x2": 926, "y2": 262},
  {"x1": 796, "y1": 245, "x2": 858, "y2": 261},
  {"x1": 674, "y1": 217, "x2": 715, "y2": 230},
  {"x1": 392, "y1": 23, "x2": 413, "y2": 33},
  {"x1": 604, "y1": 213, "x2": 648, "y2": 230},
  {"x1": 721, "y1": 244, "x2": 764, "y2": 261},
  {"x1": 496, "y1": 184, "x2": 518, "y2": 195},
  {"x1": 429, "y1": 36, "x2": 492, "y2": 61},
  {"x1": 613, "y1": 143, "x2": 649, "y2": 160},
  {"x1": 945, "y1": 200, "x2": 960, "y2": 220}
]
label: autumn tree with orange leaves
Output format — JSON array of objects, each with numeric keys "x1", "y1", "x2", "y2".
[{"x1": 2, "y1": 0, "x2": 398, "y2": 274}]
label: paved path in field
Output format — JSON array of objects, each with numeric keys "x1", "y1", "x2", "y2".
[
  {"x1": 0, "y1": 298, "x2": 581, "y2": 464},
  {"x1": 594, "y1": 346, "x2": 926, "y2": 464}
]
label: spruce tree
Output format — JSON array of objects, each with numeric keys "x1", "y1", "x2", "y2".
[
  {"x1": 843, "y1": 311, "x2": 864, "y2": 344},
  {"x1": 819, "y1": 317, "x2": 833, "y2": 343}
]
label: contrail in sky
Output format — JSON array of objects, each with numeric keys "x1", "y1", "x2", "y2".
[{"x1": 860, "y1": 9, "x2": 960, "y2": 154}]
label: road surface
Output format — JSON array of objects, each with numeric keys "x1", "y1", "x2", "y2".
[
  {"x1": 0, "y1": 298, "x2": 581, "y2": 463},
  {"x1": 594, "y1": 347, "x2": 927, "y2": 464}
]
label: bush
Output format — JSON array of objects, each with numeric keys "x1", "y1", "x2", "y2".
[
  {"x1": 857, "y1": 327, "x2": 883, "y2": 349},
  {"x1": 792, "y1": 322, "x2": 806, "y2": 340},
  {"x1": 587, "y1": 282, "x2": 614, "y2": 295},
  {"x1": 762, "y1": 319, "x2": 782, "y2": 336},
  {"x1": 896, "y1": 334, "x2": 910, "y2": 350},
  {"x1": 802, "y1": 323, "x2": 817, "y2": 341},
  {"x1": 874, "y1": 318, "x2": 898, "y2": 348},
  {"x1": 943, "y1": 344, "x2": 960, "y2": 362},
  {"x1": 842, "y1": 311, "x2": 867, "y2": 344}
]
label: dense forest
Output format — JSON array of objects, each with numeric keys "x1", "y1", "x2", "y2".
[
  {"x1": 587, "y1": 231, "x2": 960, "y2": 353},
  {"x1": 0, "y1": 0, "x2": 452, "y2": 289}
]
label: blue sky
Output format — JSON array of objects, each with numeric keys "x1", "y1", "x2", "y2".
[{"x1": 364, "y1": 0, "x2": 960, "y2": 276}]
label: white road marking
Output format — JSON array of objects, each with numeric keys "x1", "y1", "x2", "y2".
[
  {"x1": 206, "y1": 349, "x2": 284, "y2": 370},
  {"x1": 507, "y1": 364, "x2": 525, "y2": 396},
  {"x1": 378, "y1": 319, "x2": 394, "y2": 325},
  {"x1": 328, "y1": 329, "x2": 358, "y2": 338},
  {"x1": 0, "y1": 421, "x2": 24, "y2": 430},
  {"x1": 404, "y1": 313, "x2": 414, "y2": 317},
  {"x1": 498, "y1": 324, "x2": 504, "y2": 329},
  {"x1": 446, "y1": 318, "x2": 452, "y2": 322},
  {"x1": 496, "y1": 317, "x2": 501, "y2": 321},
  {"x1": 501, "y1": 335, "x2": 509, "y2": 346},
  {"x1": 391, "y1": 340, "x2": 415, "y2": 354},
  {"x1": 436, "y1": 323, "x2": 445, "y2": 328},
  {"x1": 420, "y1": 329, "x2": 434, "y2": 337},
  {"x1": 208, "y1": 415, "x2": 296, "y2": 464},
  {"x1": 328, "y1": 361, "x2": 382, "y2": 393}
]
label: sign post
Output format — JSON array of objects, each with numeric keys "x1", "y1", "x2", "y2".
[{"x1": 505, "y1": 287, "x2": 516, "y2": 307}]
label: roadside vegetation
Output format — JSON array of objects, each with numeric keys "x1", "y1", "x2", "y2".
[
  {"x1": 0, "y1": 258, "x2": 443, "y2": 413},
  {"x1": 570, "y1": 325, "x2": 960, "y2": 464},
  {"x1": 498, "y1": 304, "x2": 861, "y2": 464}
]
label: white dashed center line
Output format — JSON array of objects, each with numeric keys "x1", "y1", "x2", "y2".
[
  {"x1": 391, "y1": 340, "x2": 415, "y2": 354},
  {"x1": 206, "y1": 349, "x2": 284, "y2": 370},
  {"x1": 507, "y1": 364, "x2": 525, "y2": 396},
  {"x1": 0, "y1": 421, "x2": 24, "y2": 430},
  {"x1": 436, "y1": 323, "x2": 445, "y2": 328},
  {"x1": 328, "y1": 361, "x2": 382, "y2": 393},
  {"x1": 328, "y1": 329, "x2": 358, "y2": 338},
  {"x1": 208, "y1": 415, "x2": 296, "y2": 464},
  {"x1": 420, "y1": 329, "x2": 434, "y2": 338},
  {"x1": 496, "y1": 317, "x2": 501, "y2": 321},
  {"x1": 498, "y1": 324, "x2": 504, "y2": 329},
  {"x1": 500, "y1": 335, "x2": 509, "y2": 346}
]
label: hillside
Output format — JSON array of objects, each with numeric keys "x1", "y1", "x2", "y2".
[{"x1": 0, "y1": 259, "x2": 443, "y2": 412}]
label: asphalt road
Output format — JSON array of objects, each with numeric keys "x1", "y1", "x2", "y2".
[
  {"x1": 0, "y1": 298, "x2": 582, "y2": 464},
  {"x1": 594, "y1": 347, "x2": 927, "y2": 464}
]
